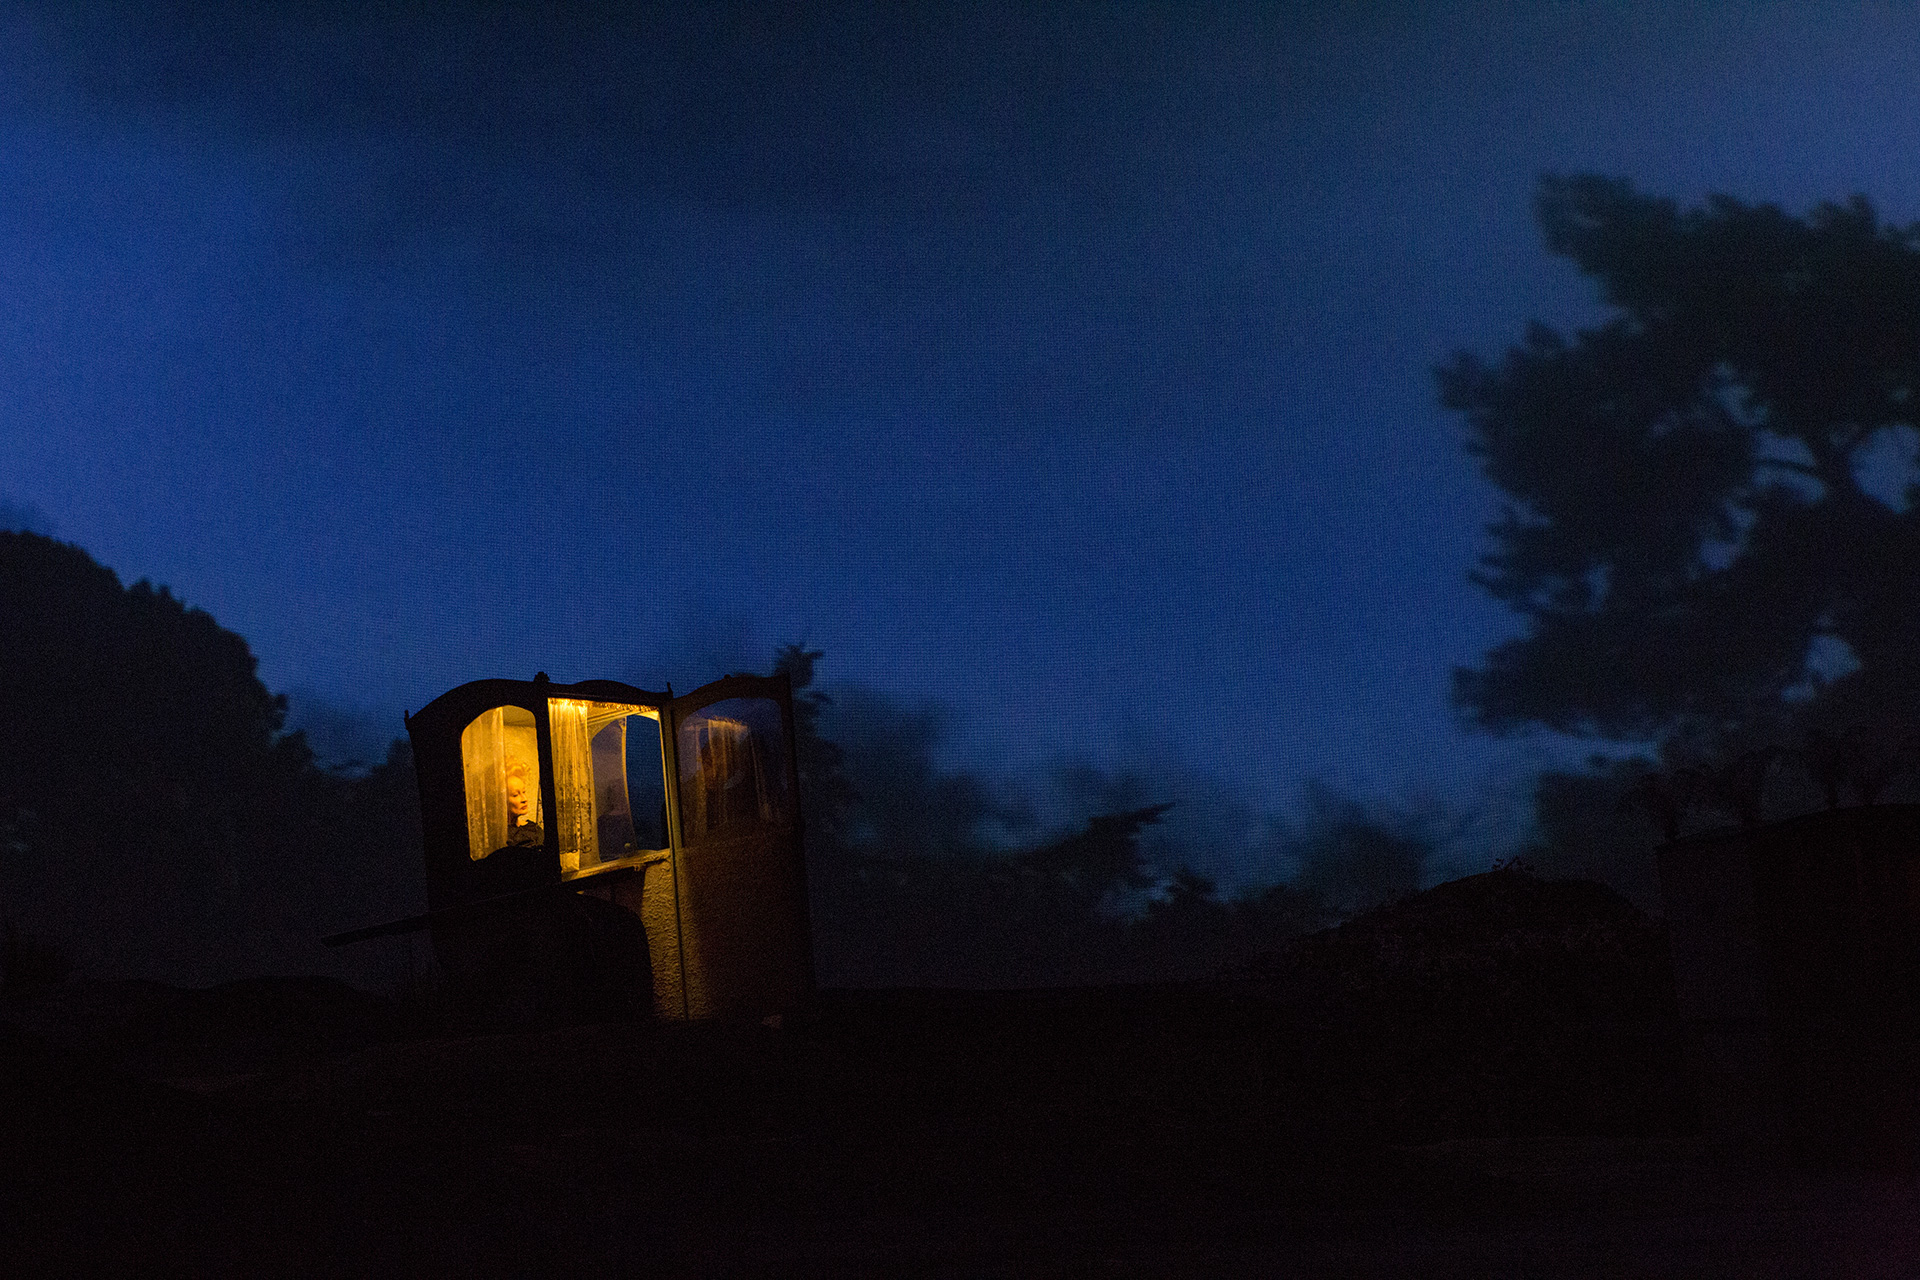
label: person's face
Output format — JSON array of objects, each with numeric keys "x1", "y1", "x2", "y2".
[{"x1": 507, "y1": 775, "x2": 532, "y2": 818}]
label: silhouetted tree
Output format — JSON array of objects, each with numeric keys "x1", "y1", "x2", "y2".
[
  {"x1": 0, "y1": 531, "x2": 299, "y2": 934},
  {"x1": 779, "y1": 646, "x2": 1369, "y2": 984},
  {"x1": 1509, "y1": 759, "x2": 1670, "y2": 911},
  {"x1": 772, "y1": 642, "x2": 856, "y2": 854},
  {"x1": 1017, "y1": 801, "x2": 1169, "y2": 912},
  {"x1": 0, "y1": 531, "x2": 420, "y2": 983},
  {"x1": 1791, "y1": 722, "x2": 1916, "y2": 808},
  {"x1": 826, "y1": 684, "x2": 1029, "y2": 861},
  {"x1": 1288, "y1": 783, "x2": 1442, "y2": 920},
  {"x1": 1128, "y1": 868, "x2": 1248, "y2": 980},
  {"x1": 1440, "y1": 176, "x2": 1920, "y2": 751}
]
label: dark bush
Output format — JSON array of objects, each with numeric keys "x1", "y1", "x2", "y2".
[{"x1": 1241, "y1": 866, "x2": 1692, "y2": 1142}]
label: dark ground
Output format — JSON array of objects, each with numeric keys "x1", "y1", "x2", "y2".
[
  {"x1": 5, "y1": 872, "x2": 1919, "y2": 1276},
  {"x1": 2, "y1": 980, "x2": 1917, "y2": 1277}
]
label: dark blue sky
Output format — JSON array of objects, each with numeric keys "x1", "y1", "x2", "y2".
[{"x1": 7, "y1": 2, "x2": 1920, "y2": 887}]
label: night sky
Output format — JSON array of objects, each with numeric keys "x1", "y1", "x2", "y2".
[{"x1": 7, "y1": 2, "x2": 1920, "y2": 889}]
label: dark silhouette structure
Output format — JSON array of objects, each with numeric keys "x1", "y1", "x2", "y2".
[
  {"x1": 333, "y1": 671, "x2": 812, "y2": 1022},
  {"x1": 1660, "y1": 803, "x2": 1920, "y2": 1168}
]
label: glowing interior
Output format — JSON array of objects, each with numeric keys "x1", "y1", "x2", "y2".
[
  {"x1": 459, "y1": 705, "x2": 541, "y2": 862},
  {"x1": 548, "y1": 698, "x2": 664, "y2": 872}
]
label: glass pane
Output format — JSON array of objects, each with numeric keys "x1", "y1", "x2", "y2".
[
  {"x1": 626, "y1": 713, "x2": 669, "y2": 851},
  {"x1": 590, "y1": 718, "x2": 636, "y2": 859},
  {"x1": 676, "y1": 697, "x2": 793, "y2": 839},
  {"x1": 459, "y1": 705, "x2": 541, "y2": 862},
  {"x1": 550, "y1": 699, "x2": 662, "y2": 870}
]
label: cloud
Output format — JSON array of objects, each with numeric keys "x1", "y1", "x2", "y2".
[
  {"x1": 17, "y1": 2, "x2": 1293, "y2": 252},
  {"x1": 6, "y1": 2, "x2": 1326, "y2": 451}
]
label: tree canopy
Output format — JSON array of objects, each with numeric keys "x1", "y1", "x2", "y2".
[
  {"x1": 1441, "y1": 175, "x2": 1920, "y2": 749},
  {"x1": 0, "y1": 531, "x2": 299, "y2": 842},
  {"x1": 0, "y1": 531, "x2": 421, "y2": 984}
]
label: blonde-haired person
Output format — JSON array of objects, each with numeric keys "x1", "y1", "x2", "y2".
[
  {"x1": 472, "y1": 759, "x2": 552, "y2": 896},
  {"x1": 502, "y1": 760, "x2": 543, "y2": 849}
]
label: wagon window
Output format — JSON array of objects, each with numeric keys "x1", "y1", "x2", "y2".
[
  {"x1": 549, "y1": 699, "x2": 664, "y2": 872},
  {"x1": 676, "y1": 697, "x2": 793, "y2": 839},
  {"x1": 460, "y1": 705, "x2": 541, "y2": 862},
  {"x1": 624, "y1": 712, "x2": 670, "y2": 853}
]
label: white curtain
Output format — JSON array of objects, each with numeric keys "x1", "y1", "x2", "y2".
[
  {"x1": 549, "y1": 699, "x2": 597, "y2": 873},
  {"x1": 460, "y1": 708, "x2": 542, "y2": 861},
  {"x1": 460, "y1": 708, "x2": 506, "y2": 861}
]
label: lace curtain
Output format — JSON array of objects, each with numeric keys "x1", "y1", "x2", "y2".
[
  {"x1": 682, "y1": 715, "x2": 771, "y2": 836},
  {"x1": 464, "y1": 700, "x2": 646, "y2": 871},
  {"x1": 549, "y1": 699, "x2": 597, "y2": 873},
  {"x1": 461, "y1": 708, "x2": 506, "y2": 861},
  {"x1": 460, "y1": 708, "x2": 541, "y2": 861},
  {"x1": 548, "y1": 699, "x2": 649, "y2": 871}
]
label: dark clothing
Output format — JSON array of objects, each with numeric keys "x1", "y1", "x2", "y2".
[
  {"x1": 477, "y1": 820, "x2": 552, "y2": 895},
  {"x1": 431, "y1": 887, "x2": 655, "y2": 1028}
]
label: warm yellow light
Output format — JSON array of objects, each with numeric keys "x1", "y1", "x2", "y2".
[
  {"x1": 548, "y1": 699, "x2": 661, "y2": 872},
  {"x1": 460, "y1": 706, "x2": 542, "y2": 861},
  {"x1": 548, "y1": 697, "x2": 658, "y2": 720}
]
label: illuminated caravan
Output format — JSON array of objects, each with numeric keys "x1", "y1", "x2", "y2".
[{"x1": 395, "y1": 671, "x2": 811, "y2": 1022}]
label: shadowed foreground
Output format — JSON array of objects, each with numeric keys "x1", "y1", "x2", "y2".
[{"x1": 4, "y1": 876, "x2": 1918, "y2": 1275}]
